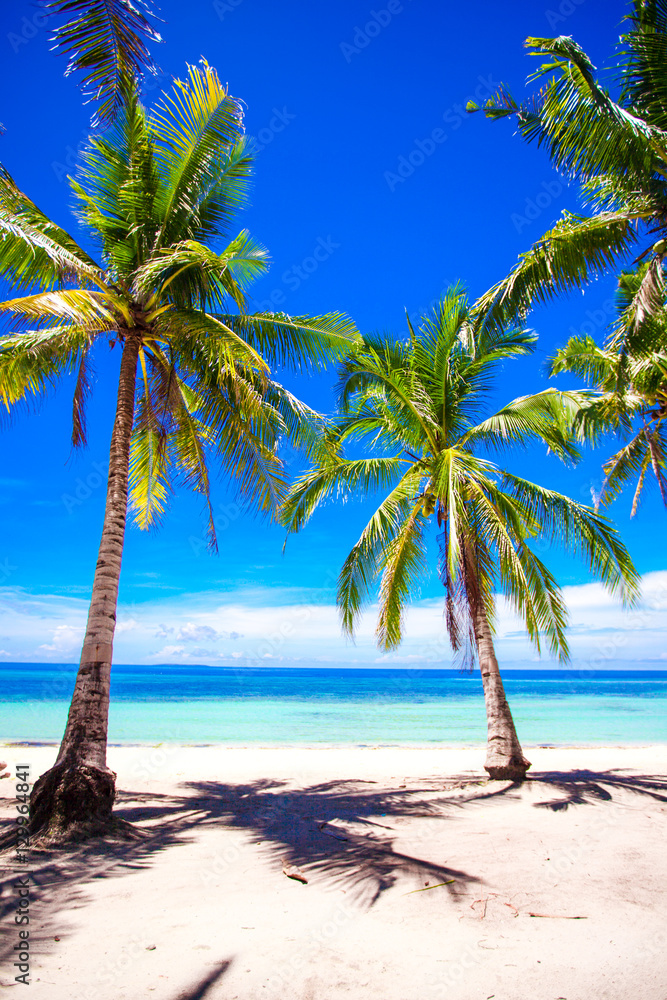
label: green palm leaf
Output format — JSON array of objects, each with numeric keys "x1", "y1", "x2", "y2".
[
  {"x1": 0, "y1": 326, "x2": 92, "y2": 414},
  {"x1": 473, "y1": 212, "x2": 639, "y2": 333},
  {"x1": 47, "y1": 0, "x2": 162, "y2": 126},
  {"x1": 150, "y1": 62, "x2": 250, "y2": 248},
  {"x1": 135, "y1": 231, "x2": 269, "y2": 312},
  {"x1": 0, "y1": 166, "x2": 105, "y2": 291},
  {"x1": 216, "y1": 310, "x2": 360, "y2": 371},
  {"x1": 376, "y1": 500, "x2": 428, "y2": 649}
]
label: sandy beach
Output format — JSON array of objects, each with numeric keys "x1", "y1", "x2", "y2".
[{"x1": 1, "y1": 743, "x2": 666, "y2": 999}]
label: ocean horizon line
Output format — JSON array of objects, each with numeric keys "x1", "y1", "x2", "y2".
[{"x1": 3, "y1": 663, "x2": 667, "y2": 674}]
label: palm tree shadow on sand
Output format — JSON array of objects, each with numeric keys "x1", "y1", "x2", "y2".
[
  {"x1": 1, "y1": 767, "x2": 666, "y2": 974},
  {"x1": 526, "y1": 768, "x2": 667, "y2": 810},
  {"x1": 113, "y1": 775, "x2": 483, "y2": 909},
  {"x1": 176, "y1": 960, "x2": 233, "y2": 1000}
]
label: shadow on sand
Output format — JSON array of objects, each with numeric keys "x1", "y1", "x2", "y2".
[
  {"x1": 526, "y1": 767, "x2": 667, "y2": 809},
  {"x1": 177, "y1": 960, "x2": 233, "y2": 1000},
  {"x1": 0, "y1": 766, "x2": 665, "y2": 979}
]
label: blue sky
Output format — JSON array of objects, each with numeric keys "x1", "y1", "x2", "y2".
[{"x1": 0, "y1": 0, "x2": 663, "y2": 667}]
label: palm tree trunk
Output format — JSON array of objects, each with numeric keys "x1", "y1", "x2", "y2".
[
  {"x1": 473, "y1": 598, "x2": 531, "y2": 781},
  {"x1": 30, "y1": 330, "x2": 141, "y2": 841}
]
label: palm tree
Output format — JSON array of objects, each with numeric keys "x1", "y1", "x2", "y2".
[
  {"x1": 0, "y1": 64, "x2": 357, "y2": 841},
  {"x1": 551, "y1": 267, "x2": 667, "y2": 514},
  {"x1": 281, "y1": 291, "x2": 639, "y2": 780},
  {"x1": 467, "y1": 2, "x2": 667, "y2": 333}
]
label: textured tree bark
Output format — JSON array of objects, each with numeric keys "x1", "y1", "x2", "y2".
[
  {"x1": 473, "y1": 597, "x2": 531, "y2": 781},
  {"x1": 30, "y1": 331, "x2": 141, "y2": 842}
]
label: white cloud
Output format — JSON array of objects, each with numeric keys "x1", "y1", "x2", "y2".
[
  {"x1": 152, "y1": 645, "x2": 186, "y2": 659},
  {"x1": 176, "y1": 623, "x2": 219, "y2": 642},
  {"x1": 38, "y1": 624, "x2": 85, "y2": 655},
  {"x1": 1, "y1": 571, "x2": 665, "y2": 668},
  {"x1": 116, "y1": 618, "x2": 138, "y2": 634}
]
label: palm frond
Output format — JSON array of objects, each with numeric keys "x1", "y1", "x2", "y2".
[
  {"x1": 151, "y1": 62, "x2": 250, "y2": 247},
  {"x1": 620, "y1": 0, "x2": 667, "y2": 130},
  {"x1": 72, "y1": 92, "x2": 160, "y2": 273},
  {"x1": 262, "y1": 380, "x2": 330, "y2": 464},
  {"x1": 460, "y1": 388, "x2": 585, "y2": 462},
  {"x1": 550, "y1": 335, "x2": 617, "y2": 385},
  {"x1": 336, "y1": 467, "x2": 426, "y2": 638},
  {"x1": 161, "y1": 339, "x2": 289, "y2": 523},
  {"x1": 502, "y1": 472, "x2": 641, "y2": 604},
  {"x1": 153, "y1": 307, "x2": 268, "y2": 374},
  {"x1": 136, "y1": 231, "x2": 269, "y2": 312},
  {"x1": 459, "y1": 481, "x2": 569, "y2": 659},
  {"x1": 0, "y1": 165, "x2": 105, "y2": 291},
  {"x1": 281, "y1": 456, "x2": 409, "y2": 536},
  {"x1": 47, "y1": 0, "x2": 162, "y2": 126},
  {"x1": 473, "y1": 212, "x2": 639, "y2": 333},
  {"x1": 127, "y1": 346, "x2": 182, "y2": 533},
  {"x1": 0, "y1": 288, "x2": 125, "y2": 330},
  {"x1": 214, "y1": 310, "x2": 359, "y2": 371},
  {"x1": 71, "y1": 346, "x2": 95, "y2": 448},
  {"x1": 471, "y1": 35, "x2": 664, "y2": 184},
  {"x1": 376, "y1": 501, "x2": 428, "y2": 650},
  {"x1": 0, "y1": 326, "x2": 93, "y2": 416},
  {"x1": 616, "y1": 256, "x2": 666, "y2": 336}
]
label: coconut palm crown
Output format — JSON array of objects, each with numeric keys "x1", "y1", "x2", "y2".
[
  {"x1": 282, "y1": 290, "x2": 639, "y2": 779},
  {"x1": 468, "y1": 2, "x2": 667, "y2": 333},
  {"x1": 0, "y1": 62, "x2": 357, "y2": 840}
]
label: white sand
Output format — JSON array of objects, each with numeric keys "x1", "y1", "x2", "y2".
[{"x1": 1, "y1": 743, "x2": 666, "y2": 999}]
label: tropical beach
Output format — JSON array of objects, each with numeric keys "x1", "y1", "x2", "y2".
[
  {"x1": 2, "y1": 665, "x2": 667, "y2": 997},
  {"x1": 1, "y1": 0, "x2": 667, "y2": 997},
  {"x1": 1, "y1": 742, "x2": 666, "y2": 998}
]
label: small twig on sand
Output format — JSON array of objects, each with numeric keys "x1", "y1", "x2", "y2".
[
  {"x1": 402, "y1": 880, "x2": 455, "y2": 896},
  {"x1": 528, "y1": 912, "x2": 587, "y2": 919}
]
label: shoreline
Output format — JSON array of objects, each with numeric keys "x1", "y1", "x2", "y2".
[
  {"x1": 2, "y1": 742, "x2": 666, "y2": 787},
  {"x1": 2, "y1": 737, "x2": 667, "y2": 748}
]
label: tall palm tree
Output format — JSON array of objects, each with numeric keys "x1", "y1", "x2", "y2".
[
  {"x1": 551, "y1": 267, "x2": 667, "y2": 513},
  {"x1": 0, "y1": 64, "x2": 357, "y2": 841},
  {"x1": 467, "y1": 2, "x2": 667, "y2": 333},
  {"x1": 281, "y1": 291, "x2": 639, "y2": 780}
]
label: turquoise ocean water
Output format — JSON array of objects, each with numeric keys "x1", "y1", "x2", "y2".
[{"x1": 1, "y1": 664, "x2": 666, "y2": 746}]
